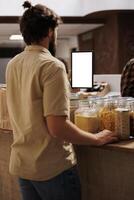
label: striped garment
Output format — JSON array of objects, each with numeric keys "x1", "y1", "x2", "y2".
[{"x1": 121, "y1": 59, "x2": 134, "y2": 97}]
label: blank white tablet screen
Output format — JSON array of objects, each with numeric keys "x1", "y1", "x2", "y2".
[{"x1": 71, "y1": 51, "x2": 93, "y2": 88}]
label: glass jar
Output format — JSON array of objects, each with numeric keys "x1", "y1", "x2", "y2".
[
  {"x1": 74, "y1": 100, "x2": 99, "y2": 133},
  {"x1": 70, "y1": 100, "x2": 79, "y2": 123},
  {"x1": 99, "y1": 98, "x2": 117, "y2": 131},
  {"x1": 70, "y1": 93, "x2": 79, "y2": 123},
  {"x1": 129, "y1": 101, "x2": 134, "y2": 137},
  {"x1": 114, "y1": 97, "x2": 131, "y2": 140},
  {"x1": 88, "y1": 96, "x2": 101, "y2": 108},
  {"x1": 114, "y1": 108, "x2": 130, "y2": 140}
]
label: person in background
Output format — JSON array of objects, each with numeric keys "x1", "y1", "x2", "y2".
[
  {"x1": 6, "y1": 1, "x2": 118, "y2": 200},
  {"x1": 121, "y1": 58, "x2": 134, "y2": 97}
]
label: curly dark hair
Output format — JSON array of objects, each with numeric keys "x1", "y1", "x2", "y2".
[{"x1": 20, "y1": 1, "x2": 62, "y2": 45}]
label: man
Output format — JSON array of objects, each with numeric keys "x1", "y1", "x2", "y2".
[
  {"x1": 121, "y1": 58, "x2": 134, "y2": 97},
  {"x1": 6, "y1": 1, "x2": 117, "y2": 200}
]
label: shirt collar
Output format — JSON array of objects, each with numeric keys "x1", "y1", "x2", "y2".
[{"x1": 25, "y1": 45, "x2": 51, "y2": 54}]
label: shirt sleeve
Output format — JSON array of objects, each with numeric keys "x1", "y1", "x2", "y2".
[
  {"x1": 42, "y1": 67, "x2": 70, "y2": 117},
  {"x1": 121, "y1": 60, "x2": 134, "y2": 97}
]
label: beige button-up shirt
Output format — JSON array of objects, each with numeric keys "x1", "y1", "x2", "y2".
[{"x1": 6, "y1": 45, "x2": 76, "y2": 180}]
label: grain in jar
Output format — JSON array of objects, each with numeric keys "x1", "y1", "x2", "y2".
[
  {"x1": 115, "y1": 108, "x2": 130, "y2": 140},
  {"x1": 75, "y1": 100, "x2": 99, "y2": 133},
  {"x1": 75, "y1": 113, "x2": 99, "y2": 133}
]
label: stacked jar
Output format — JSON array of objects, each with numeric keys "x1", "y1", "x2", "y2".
[
  {"x1": 99, "y1": 98, "x2": 117, "y2": 132},
  {"x1": 114, "y1": 97, "x2": 130, "y2": 140},
  {"x1": 73, "y1": 96, "x2": 134, "y2": 140},
  {"x1": 74, "y1": 100, "x2": 100, "y2": 133},
  {"x1": 70, "y1": 93, "x2": 79, "y2": 123},
  {"x1": 126, "y1": 100, "x2": 134, "y2": 137}
]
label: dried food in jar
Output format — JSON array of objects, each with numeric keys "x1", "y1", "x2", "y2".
[
  {"x1": 115, "y1": 108, "x2": 130, "y2": 140},
  {"x1": 75, "y1": 113, "x2": 99, "y2": 133},
  {"x1": 99, "y1": 106, "x2": 116, "y2": 131}
]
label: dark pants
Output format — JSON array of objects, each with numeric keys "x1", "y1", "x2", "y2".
[{"x1": 19, "y1": 166, "x2": 81, "y2": 200}]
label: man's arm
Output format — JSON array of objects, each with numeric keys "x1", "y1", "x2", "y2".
[{"x1": 46, "y1": 115, "x2": 118, "y2": 146}]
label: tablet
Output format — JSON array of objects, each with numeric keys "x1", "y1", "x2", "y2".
[{"x1": 71, "y1": 51, "x2": 93, "y2": 88}]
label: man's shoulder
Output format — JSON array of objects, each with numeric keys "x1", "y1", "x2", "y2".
[
  {"x1": 40, "y1": 55, "x2": 65, "y2": 73},
  {"x1": 6, "y1": 52, "x2": 24, "y2": 71},
  {"x1": 7, "y1": 52, "x2": 23, "y2": 65},
  {"x1": 47, "y1": 56, "x2": 64, "y2": 69}
]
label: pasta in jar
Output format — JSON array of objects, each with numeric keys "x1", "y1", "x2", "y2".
[{"x1": 99, "y1": 100, "x2": 117, "y2": 131}]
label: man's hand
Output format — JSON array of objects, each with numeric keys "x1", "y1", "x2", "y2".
[{"x1": 95, "y1": 129, "x2": 118, "y2": 146}]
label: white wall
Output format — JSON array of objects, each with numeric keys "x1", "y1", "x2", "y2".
[
  {"x1": 56, "y1": 36, "x2": 78, "y2": 73},
  {"x1": 56, "y1": 36, "x2": 78, "y2": 60},
  {"x1": 0, "y1": 0, "x2": 82, "y2": 16},
  {"x1": 94, "y1": 74, "x2": 121, "y2": 92},
  {"x1": 1, "y1": 0, "x2": 134, "y2": 16},
  {"x1": 82, "y1": 0, "x2": 134, "y2": 15}
]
